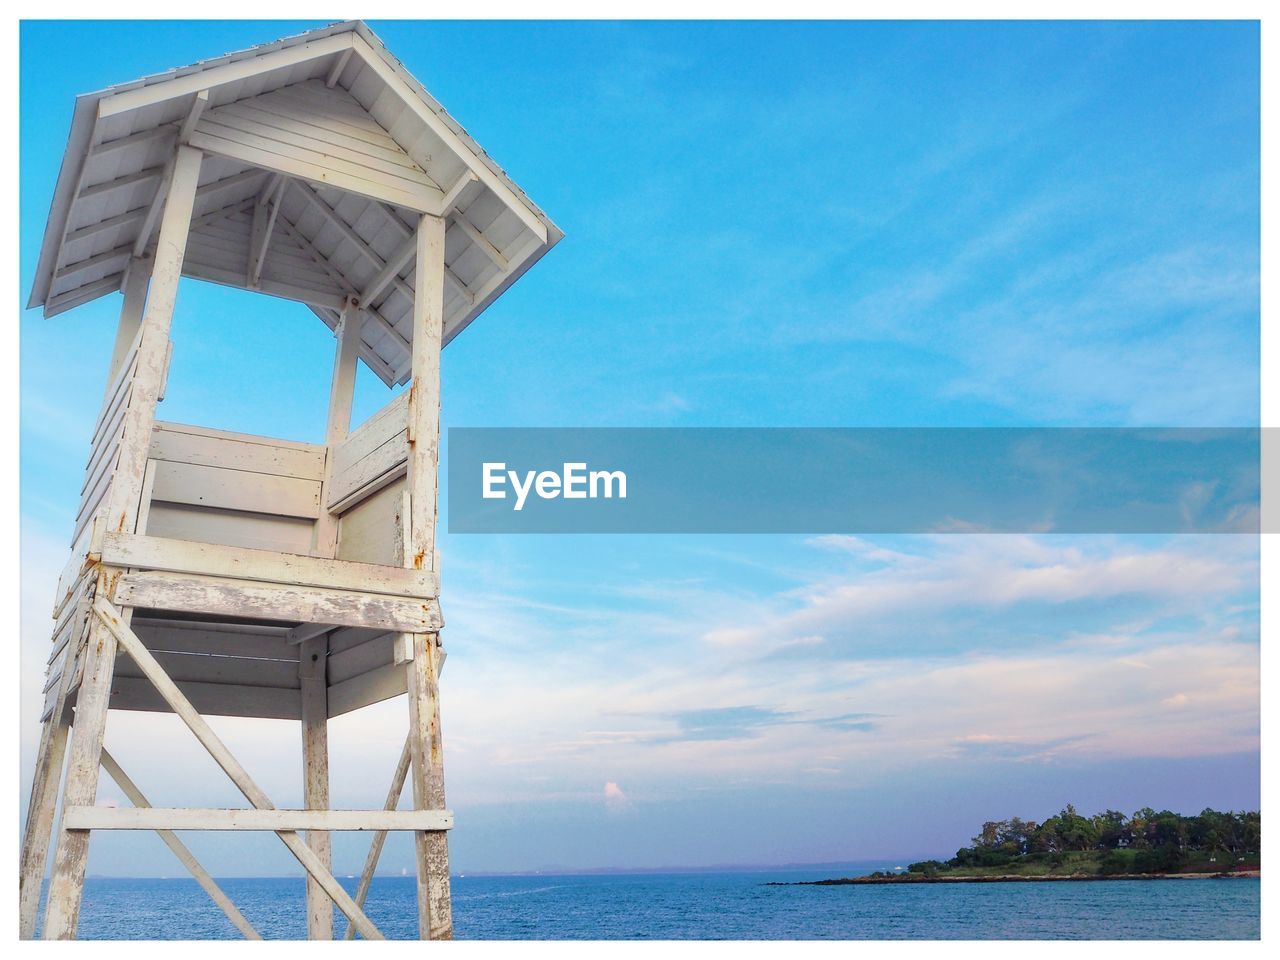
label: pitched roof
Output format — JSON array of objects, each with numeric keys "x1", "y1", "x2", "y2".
[{"x1": 28, "y1": 20, "x2": 563, "y2": 385}]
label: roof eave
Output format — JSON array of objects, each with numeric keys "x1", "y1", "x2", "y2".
[
  {"x1": 27, "y1": 19, "x2": 565, "y2": 329},
  {"x1": 349, "y1": 20, "x2": 562, "y2": 243},
  {"x1": 442, "y1": 223, "x2": 565, "y2": 351},
  {"x1": 28, "y1": 94, "x2": 101, "y2": 312}
]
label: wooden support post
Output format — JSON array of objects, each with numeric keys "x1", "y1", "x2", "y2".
[
  {"x1": 18, "y1": 649, "x2": 77, "y2": 938},
  {"x1": 98, "y1": 749, "x2": 262, "y2": 940},
  {"x1": 405, "y1": 212, "x2": 452, "y2": 940},
  {"x1": 44, "y1": 146, "x2": 203, "y2": 939},
  {"x1": 300, "y1": 636, "x2": 332, "y2": 940},
  {"x1": 105, "y1": 255, "x2": 152, "y2": 389},
  {"x1": 312, "y1": 305, "x2": 361, "y2": 558},
  {"x1": 344, "y1": 733, "x2": 412, "y2": 939},
  {"x1": 42, "y1": 589, "x2": 117, "y2": 939},
  {"x1": 407, "y1": 214, "x2": 444, "y2": 577},
  {"x1": 248, "y1": 175, "x2": 283, "y2": 288},
  {"x1": 91, "y1": 598, "x2": 386, "y2": 940},
  {"x1": 405, "y1": 633, "x2": 449, "y2": 939},
  {"x1": 103, "y1": 143, "x2": 202, "y2": 537}
]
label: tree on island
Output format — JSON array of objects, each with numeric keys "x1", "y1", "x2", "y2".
[{"x1": 908, "y1": 805, "x2": 1260, "y2": 876}]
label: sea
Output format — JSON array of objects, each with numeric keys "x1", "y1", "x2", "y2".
[{"x1": 58, "y1": 864, "x2": 1260, "y2": 940}]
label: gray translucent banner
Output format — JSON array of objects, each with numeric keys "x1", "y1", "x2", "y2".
[{"x1": 446, "y1": 428, "x2": 1263, "y2": 534}]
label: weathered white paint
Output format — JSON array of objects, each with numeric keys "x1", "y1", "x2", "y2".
[
  {"x1": 149, "y1": 459, "x2": 322, "y2": 519},
  {"x1": 95, "y1": 33, "x2": 356, "y2": 119},
  {"x1": 408, "y1": 214, "x2": 445, "y2": 576},
  {"x1": 107, "y1": 257, "x2": 152, "y2": 385},
  {"x1": 101, "y1": 532, "x2": 438, "y2": 598},
  {"x1": 335, "y1": 478, "x2": 407, "y2": 566},
  {"x1": 102, "y1": 144, "x2": 203, "y2": 538},
  {"x1": 328, "y1": 392, "x2": 410, "y2": 511},
  {"x1": 63, "y1": 806, "x2": 453, "y2": 832},
  {"x1": 312, "y1": 306, "x2": 361, "y2": 558},
  {"x1": 404, "y1": 212, "x2": 452, "y2": 939},
  {"x1": 151, "y1": 422, "x2": 326, "y2": 478},
  {"x1": 300, "y1": 634, "x2": 332, "y2": 939},
  {"x1": 43, "y1": 583, "x2": 119, "y2": 939},
  {"x1": 144, "y1": 502, "x2": 315, "y2": 555},
  {"x1": 18, "y1": 642, "x2": 77, "y2": 938},
  {"x1": 112, "y1": 570, "x2": 442, "y2": 633}
]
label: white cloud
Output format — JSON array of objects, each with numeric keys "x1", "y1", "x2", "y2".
[
  {"x1": 431, "y1": 535, "x2": 1257, "y2": 807},
  {"x1": 704, "y1": 535, "x2": 1255, "y2": 655}
]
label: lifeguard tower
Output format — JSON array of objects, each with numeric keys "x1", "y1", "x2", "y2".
[{"x1": 20, "y1": 21, "x2": 561, "y2": 940}]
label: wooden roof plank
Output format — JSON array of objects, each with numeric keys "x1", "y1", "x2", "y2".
[
  {"x1": 348, "y1": 33, "x2": 548, "y2": 243},
  {"x1": 96, "y1": 32, "x2": 355, "y2": 120}
]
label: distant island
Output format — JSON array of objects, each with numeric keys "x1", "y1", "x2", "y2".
[{"x1": 783, "y1": 806, "x2": 1260, "y2": 885}]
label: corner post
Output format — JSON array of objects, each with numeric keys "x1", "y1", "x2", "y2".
[
  {"x1": 18, "y1": 659, "x2": 76, "y2": 938},
  {"x1": 105, "y1": 255, "x2": 153, "y2": 390},
  {"x1": 42, "y1": 145, "x2": 202, "y2": 940},
  {"x1": 103, "y1": 143, "x2": 202, "y2": 538},
  {"x1": 40, "y1": 576, "x2": 119, "y2": 939},
  {"x1": 300, "y1": 636, "x2": 332, "y2": 939},
  {"x1": 404, "y1": 212, "x2": 452, "y2": 940}
]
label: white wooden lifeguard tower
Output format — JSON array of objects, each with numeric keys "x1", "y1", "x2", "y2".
[{"x1": 20, "y1": 21, "x2": 561, "y2": 940}]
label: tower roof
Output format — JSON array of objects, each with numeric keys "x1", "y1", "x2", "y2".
[{"x1": 27, "y1": 21, "x2": 563, "y2": 385}]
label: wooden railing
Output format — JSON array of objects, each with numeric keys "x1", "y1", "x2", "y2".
[
  {"x1": 144, "y1": 422, "x2": 326, "y2": 554},
  {"x1": 328, "y1": 391, "x2": 409, "y2": 512}
]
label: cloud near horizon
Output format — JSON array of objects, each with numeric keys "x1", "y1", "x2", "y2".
[{"x1": 422, "y1": 533, "x2": 1258, "y2": 809}]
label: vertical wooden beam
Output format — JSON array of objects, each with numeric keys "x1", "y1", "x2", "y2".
[
  {"x1": 18, "y1": 637, "x2": 79, "y2": 938},
  {"x1": 405, "y1": 633, "x2": 451, "y2": 940},
  {"x1": 407, "y1": 214, "x2": 444, "y2": 576},
  {"x1": 300, "y1": 636, "x2": 332, "y2": 940},
  {"x1": 311, "y1": 305, "x2": 361, "y2": 558},
  {"x1": 326, "y1": 310, "x2": 361, "y2": 438},
  {"x1": 102, "y1": 144, "x2": 202, "y2": 538},
  {"x1": 404, "y1": 213, "x2": 452, "y2": 940},
  {"x1": 44, "y1": 147, "x2": 202, "y2": 940},
  {"x1": 105, "y1": 255, "x2": 152, "y2": 389},
  {"x1": 41, "y1": 580, "x2": 118, "y2": 939}
]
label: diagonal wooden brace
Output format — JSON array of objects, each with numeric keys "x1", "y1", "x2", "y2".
[
  {"x1": 99, "y1": 748, "x2": 262, "y2": 939},
  {"x1": 92, "y1": 596, "x2": 385, "y2": 940},
  {"x1": 344, "y1": 732, "x2": 412, "y2": 939}
]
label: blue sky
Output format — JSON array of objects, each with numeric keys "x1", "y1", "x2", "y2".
[{"x1": 19, "y1": 21, "x2": 1259, "y2": 876}]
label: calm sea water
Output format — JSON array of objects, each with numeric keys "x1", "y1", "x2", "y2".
[{"x1": 63, "y1": 867, "x2": 1260, "y2": 940}]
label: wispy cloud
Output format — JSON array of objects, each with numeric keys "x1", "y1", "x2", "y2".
[
  {"x1": 633, "y1": 705, "x2": 883, "y2": 744},
  {"x1": 704, "y1": 535, "x2": 1256, "y2": 658},
  {"x1": 410, "y1": 534, "x2": 1259, "y2": 807}
]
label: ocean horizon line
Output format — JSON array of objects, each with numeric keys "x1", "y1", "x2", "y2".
[{"x1": 81, "y1": 858, "x2": 930, "y2": 882}]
